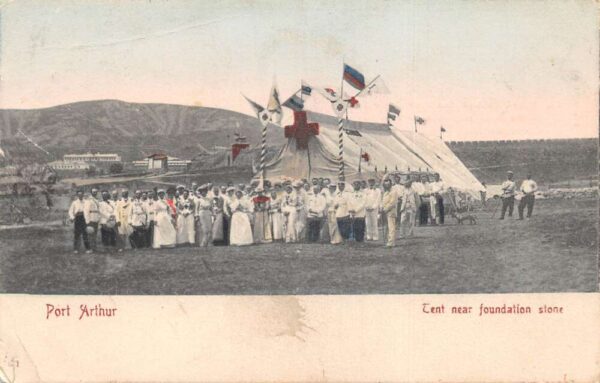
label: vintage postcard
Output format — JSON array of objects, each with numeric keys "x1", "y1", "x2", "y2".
[{"x1": 0, "y1": 1, "x2": 598, "y2": 382}]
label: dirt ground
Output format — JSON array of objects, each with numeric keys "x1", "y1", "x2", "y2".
[{"x1": 0, "y1": 198, "x2": 597, "y2": 295}]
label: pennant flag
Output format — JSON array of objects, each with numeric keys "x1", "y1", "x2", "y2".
[
  {"x1": 283, "y1": 94, "x2": 304, "y2": 111},
  {"x1": 440, "y1": 126, "x2": 446, "y2": 132},
  {"x1": 315, "y1": 86, "x2": 339, "y2": 102},
  {"x1": 387, "y1": 103, "x2": 400, "y2": 124},
  {"x1": 344, "y1": 129, "x2": 362, "y2": 137},
  {"x1": 361, "y1": 151, "x2": 370, "y2": 162},
  {"x1": 301, "y1": 81, "x2": 312, "y2": 96},
  {"x1": 343, "y1": 63, "x2": 366, "y2": 90},
  {"x1": 414, "y1": 116, "x2": 426, "y2": 124},
  {"x1": 243, "y1": 95, "x2": 265, "y2": 116},
  {"x1": 365, "y1": 76, "x2": 390, "y2": 95},
  {"x1": 389, "y1": 104, "x2": 401, "y2": 115},
  {"x1": 267, "y1": 86, "x2": 283, "y2": 124}
]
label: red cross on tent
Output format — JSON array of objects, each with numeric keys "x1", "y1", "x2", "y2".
[{"x1": 284, "y1": 111, "x2": 319, "y2": 150}]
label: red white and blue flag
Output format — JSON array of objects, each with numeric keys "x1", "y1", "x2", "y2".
[{"x1": 343, "y1": 63, "x2": 366, "y2": 90}]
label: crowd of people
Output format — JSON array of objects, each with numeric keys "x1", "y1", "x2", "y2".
[{"x1": 67, "y1": 172, "x2": 470, "y2": 253}]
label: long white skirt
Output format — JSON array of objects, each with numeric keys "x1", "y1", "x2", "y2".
[
  {"x1": 270, "y1": 212, "x2": 283, "y2": 240},
  {"x1": 230, "y1": 212, "x2": 253, "y2": 246},
  {"x1": 153, "y1": 212, "x2": 176, "y2": 248},
  {"x1": 282, "y1": 206, "x2": 298, "y2": 243},
  {"x1": 176, "y1": 213, "x2": 195, "y2": 245}
]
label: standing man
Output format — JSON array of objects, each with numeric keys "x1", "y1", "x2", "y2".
[
  {"x1": 334, "y1": 181, "x2": 352, "y2": 240},
  {"x1": 499, "y1": 171, "x2": 516, "y2": 220},
  {"x1": 129, "y1": 190, "x2": 148, "y2": 249},
  {"x1": 306, "y1": 184, "x2": 326, "y2": 242},
  {"x1": 429, "y1": 173, "x2": 445, "y2": 225},
  {"x1": 381, "y1": 177, "x2": 398, "y2": 247},
  {"x1": 348, "y1": 180, "x2": 366, "y2": 242},
  {"x1": 116, "y1": 189, "x2": 132, "y2": 252},
  {"x1": 518, "y1": 174, "x2": 538, "y2": 219},
  {"x1": 84, "y1": 187, "x2": 101, "y2": 252},
  {"x1": 98, "y1": 190, "x2": 117, "y2": 251},
  {"x1": 399, "y1": 180, "x2": 419, "y2": 238},
  {"x1": 364, "y1": 178, "x2": 381, "y2": 241},
  {"x1": 68, "y1": 189, "x2": 90, "y2": 254}
]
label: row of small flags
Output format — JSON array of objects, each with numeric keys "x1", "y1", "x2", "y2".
[{"x1": 243, "y1": 62, "x2": 447, "y2": 135}]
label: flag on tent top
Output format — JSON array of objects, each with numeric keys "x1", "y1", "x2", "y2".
[
  {"x1": 283, "y1": 94, "x2": 304, "y2": 111},
  {"x1": 301, "y1": 81, "x2": 312, "y2": 96},
  {"x1": 440, "y1": 126, "x2": 446, "y2": 132},
  {"x1": 361, "y1": 151, "x2": 370, "y2": 162},
  {"x1": 243, "y1": 95, "x2": 265, "y2": 115},
  {"x1": 267, "y1": 86, "x2": 283, "y2": 124},
  {"x1": 387, "y1": 103, "x2": 400, "y2": 124},
  {"x1": 315, "y1": 86, "x2": 339, "y2": 102},
  {"x1": 414, "y1": 116, "x2": 426, "y2": 124},
  {"x1": 365, "y1": 76, "x2": 390, "y2": 95},
  {"x1": 343, "y1": 63, "x2": 366, "y2": 90}
]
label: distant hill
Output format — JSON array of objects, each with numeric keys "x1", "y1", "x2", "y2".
[
  {"x1": 0, "y1": 100, "x2": 596, "y2": 185},
  {"x1": 0, "y1": 99, "x2": 286, "y2": 162}
]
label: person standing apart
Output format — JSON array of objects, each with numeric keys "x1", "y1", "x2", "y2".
[
  {"x1": 68, "y1": 189, "x2": 90, "y2": 254},
  {"x1": 381, "y1": 177, "x2": 399, "y2": 247},
  {"x1": 364, "y1": 178, "x2": 381, "y2": 241},
  {"x1": 348, "y1": 181, "x2": 367, "y2": 242},
  {"x1": 83, "y1": 187, "x2": 101, "y2": 252},
  {"x1": 400, "y1": 180, "x2": 419, "y2": 238},
  {"x1": 306, "y1": 184, "x2": 326, "y2": 242},
  {"x1": 98, "y1": 190, "x2": 117, "y2": 251},
  {"x1": 518, "y1": 174, "x2": 538, "y2": 219},
  {"x1": 500, "y1": 171, "x2": 516, "y2": 220}
]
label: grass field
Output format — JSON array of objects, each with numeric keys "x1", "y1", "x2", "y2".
[{"x1": 0, "y1": 198, "x2": 597, "y2": 295}]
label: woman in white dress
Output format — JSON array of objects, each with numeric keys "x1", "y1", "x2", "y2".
[
  {"x1": 176, "y1": 189, "x2": 196, "y2": 246},
  {"x1": 153, "y1": 190, "x2": 177, "y2": 249},
  {"x1": 269, "y1": 190, "x2": 283, "y2": 241},
  {"x1": 229, "y1": 190, "x2": 253, "y2": 246}
]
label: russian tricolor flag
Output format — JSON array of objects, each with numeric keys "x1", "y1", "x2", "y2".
[{"x1": 343, "y1": 63, "x2": 366, "y2": 90}]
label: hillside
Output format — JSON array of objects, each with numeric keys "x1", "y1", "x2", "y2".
[
  {"x1": 0, "y1": 100, "x2": 286, "y2": 162},
  {"x1": 0, "y1": 100, "x2": 596, "y2": 184}
]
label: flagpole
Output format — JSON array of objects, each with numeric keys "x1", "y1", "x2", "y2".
[
  {"x1": 440, "y1": 127, "x2": 443, "y2": 140},
  {"x1": 414, "y1": 116, "x2": 417, "y2": 133},
  {"x1": 338, "y1": 63, "x2": 346, "y2": 181}
]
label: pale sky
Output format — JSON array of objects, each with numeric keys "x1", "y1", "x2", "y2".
[{"x1": 0, "y1": 0, "x2": 597, "y2": 141}]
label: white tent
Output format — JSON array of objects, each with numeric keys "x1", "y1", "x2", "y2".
[{"x1": 259, "y1": 111, "x2": 485, "y2": 198}]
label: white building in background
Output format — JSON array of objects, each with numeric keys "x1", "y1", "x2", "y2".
[
  {"x1": 132, "y1": 154, "x2": 191, "y2": 171},
  {"x1": 47, "y1": 160, "x2": 90, "y2": 171},
  {"x1": 63, "y1": 152, "x2": 121, "y2": 163}
]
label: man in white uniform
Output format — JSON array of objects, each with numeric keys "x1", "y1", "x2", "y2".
[
  {"x1": 429, "y1": 173, "x2": 445, "y2": 225},
  {"x1": 305, "y1": 184, "x2": 326, "y2": 242},
  {"x1": 68, "y1": 189, "x2": 90, "y2": 254},
  {"x1": 348, "y1": 180, "x2": 366, "y2": 242},
  {"x1": 364, "y1": 178, "x2": 381, "y2": 241},
  {"x1": 84, "y1": 187, "x2": 101, "y2": 252},
  {"x1": 500, "y1": 171, "x2": 517, "y2": 220},
  {"x1": 518, "y1": 174, "x2": 538, "y2": 219},
  {"x1": 334, "y1": 181, "x2": 352, "y2": 240}
]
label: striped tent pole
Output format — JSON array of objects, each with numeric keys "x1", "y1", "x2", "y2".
[
  {"x1": 260, "y1": 121, "x2": 267, "y2": 178},
  {"x1": 337, "y1": 117, "x2": 344, "y2": 180}
]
